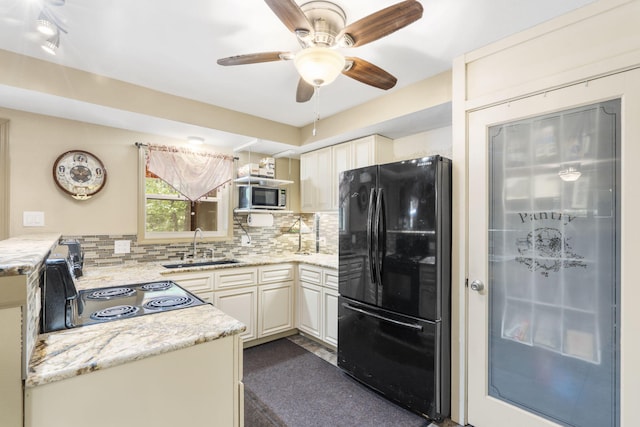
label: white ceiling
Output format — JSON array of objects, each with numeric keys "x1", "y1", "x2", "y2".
[{"x1": 0, "y1": 0, "x2": 596, "y2": 154}]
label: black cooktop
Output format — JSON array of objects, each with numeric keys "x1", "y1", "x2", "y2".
[{"x1": 74, "y1": 280, "x2": 207, "y2": 327}]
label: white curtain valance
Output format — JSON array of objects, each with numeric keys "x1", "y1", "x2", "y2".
[{"x1": 145, "y1": 144, "x2": 234, "y2": 202}]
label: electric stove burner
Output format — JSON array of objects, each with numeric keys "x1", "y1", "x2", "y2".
[
  {"x1": 75, "y1": 280, "x2": 207, "y2": 328},
  {"x1": 87, "y1": 287, "x2": 136, "y2": 299},
  {"x1": 90, "y1": 305, "x2": 140, "y2": 321},
  {"x1": 140, "y1": 281, "x2": 173, "y2": 292},
  {"x1": 143, "y1": 295, "x2": 195, "y2": 310}
]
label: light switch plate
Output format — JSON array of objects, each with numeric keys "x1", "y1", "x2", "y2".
[
  {"x1": 23, "y1": 211, "x2": 45, "y2": 227},
  {"x1": 114, "y1": 240, "x2": 131, "y2": 254}
]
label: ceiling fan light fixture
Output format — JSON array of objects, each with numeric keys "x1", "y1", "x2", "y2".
[{"x1": 294, "y1": 47, "x2": 345, "y2": 86}]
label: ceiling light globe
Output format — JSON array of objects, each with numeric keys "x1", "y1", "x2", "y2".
[{"x1": 294, "y1": 47, "x2": 345, "y2": 87}]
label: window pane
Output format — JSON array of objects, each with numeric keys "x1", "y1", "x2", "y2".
[{"x1": 145, "y1": 199, "x2": 190, "y2": 232}]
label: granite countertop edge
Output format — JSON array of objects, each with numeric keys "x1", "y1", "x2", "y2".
[{"x1": 26, "y1": 304, "x2": 246, "y2": 388}]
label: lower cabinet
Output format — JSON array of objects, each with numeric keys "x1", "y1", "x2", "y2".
[
  {"x1": 169, "y1": 264, "x2": 295, "y2": 345},
  {"x1": 297, "y1": 281, "x2": 322, "y2": 338},
  {"x1": 322, "y1": 287, "x2": 339, "y2": 347},
  {"x1": 258, "y1": 282, "x2": 294, "y2": 337},
  {"x1": 214, "y1": 287, "x2": 257, "y2": 341},
  {"x1": 297, "y1": 264, "x2": 338, "y2": 347}
]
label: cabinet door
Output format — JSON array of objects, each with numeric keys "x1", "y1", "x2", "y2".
[
  {"x1": 300, "y1": 147, "x2": 333, "y2": 212},
  {"x1": 214, "y1": 287, "x2": 257, "y2": 341},
  {"x1": 322, "y1": 287, "x2": 339, "y2": 347},
  {"x1": 315, "y1": 147, "x2": 333, "y2": 211},
  {"x1": 297, "y1": 281, "x2": 322, "y2": 338},
  {"x1": 214, "y1": 267, "x2": 257, "y2": 290},
  {"x1": 332, "y1": 142, "x2": 352, "y2": 210},
  {"x1": 300, "y1": 152, "x2": 316, "y2": 212},
  {"x1": 258, "y1": 282, "x2": 294, "y2": 338},
  {"x1": 259, "y1": 264, "x2": 294, "y2": 284},
  {"x1": 163, "y1": 272, "x2": 214, "y2": 295}
]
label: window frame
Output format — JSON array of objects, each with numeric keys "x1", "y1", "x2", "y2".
[{"x1": 137, "y1": 147, "x2": 233, "y2": 244}]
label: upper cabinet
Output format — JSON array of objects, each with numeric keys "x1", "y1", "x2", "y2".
[{"x1": 300, "y1": 135, "x2": 392, "y2": 212}]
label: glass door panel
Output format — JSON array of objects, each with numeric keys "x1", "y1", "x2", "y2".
[{"x1": 487, "y1": 100, "x2": 620, "y2": 427}]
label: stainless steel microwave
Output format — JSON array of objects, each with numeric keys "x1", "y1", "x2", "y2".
[{"x1": 238, "y1": 185, "x2": 286, "y2": 210}]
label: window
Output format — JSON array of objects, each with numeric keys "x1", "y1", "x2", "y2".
[{"x1": 138, "y1": 147, "x2": 231, "y2": 242}]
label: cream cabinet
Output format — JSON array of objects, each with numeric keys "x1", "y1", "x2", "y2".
[
  {"x1": 257, "y1": 264, "x2": 295, "y2": 338},
  {"x1": 301, "y1": 135, "x2": 392, "y2": 212},
  {"x1": 300, "y1": 146, "x2": 332, "y2": 212},
  {"x1": 297, "y1": 280, "x2": 322, "y2": 338},
  {"x1": 215, "y1": 287, "x2": 258, "y2": 341},
  {"x1": 161, "y1": 270, "x2": 215, "y2": 303},
  {"x1": 296, "y1": 264, "x2": 339, "y2": 347},
  {"x1": 169, "y1": 264, "x2": 295, "y2": 344}
]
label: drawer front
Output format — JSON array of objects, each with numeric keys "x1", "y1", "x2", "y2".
[
  {"x1": 259, "y1": 264, "x2": 294, "y2": 284},
  {"x1": 298, "y1": 265, "x2": 322, "y2": 285},
  {"x1": 323, "y1": 269, "x2": 339, "y2": 290},
  {"x1": 165, "y1": 273, "x2": 214, "y2": 294},
  {"x1": 214, "y1": 267, "x2": 258, "y2": 290}
]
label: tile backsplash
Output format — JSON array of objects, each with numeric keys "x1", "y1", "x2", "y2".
[{"x1": 66, "y1": 212, "x2": 338, "y2": 267}]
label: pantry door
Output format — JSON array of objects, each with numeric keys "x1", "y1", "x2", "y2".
[{"x1": 468, "y1": 68, "x2": 640, "y2": 427}]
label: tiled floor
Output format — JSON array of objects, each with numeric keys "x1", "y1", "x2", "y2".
[{"x1": 286, "y1": 334, "x2": 462, "y2": 427}]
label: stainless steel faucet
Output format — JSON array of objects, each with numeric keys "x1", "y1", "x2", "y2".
[{"x1": 193, "y1": 227, "x2": 203, "y2": 259}]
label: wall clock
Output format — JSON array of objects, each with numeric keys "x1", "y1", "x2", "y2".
[{"x1": 53, "y1": 150, "x2": 107, "y2": 200}]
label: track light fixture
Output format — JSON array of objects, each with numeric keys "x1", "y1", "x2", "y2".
[
  {"x1": 36, "y1": 11, "x2": 57, "y2": 36},
  {"x1": 41, "y1": 32, "x2": 60, "y2": 55},
  {"x1": 35, "y1": 2, "x2": 68, "y2": 55}
]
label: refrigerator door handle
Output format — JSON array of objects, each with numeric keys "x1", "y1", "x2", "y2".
[
  {"x1": 373, "y1": 188, "x2": 385, "y2": 286},
  {"x1": 367, "y1": 188, "x2": 377, "y2": 285},
  {"x1": 342, "y1": 302, "x2": 424, "y2": 331}
]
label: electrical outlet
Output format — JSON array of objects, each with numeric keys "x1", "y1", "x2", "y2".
[
  {"x1": 23, "y1": 211, "x2": 45, "y2": 227},
  {"x1": 241, "y1": 235, "x2": 251, "y2": 247}
]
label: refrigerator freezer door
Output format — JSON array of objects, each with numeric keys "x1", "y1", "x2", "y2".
[
  {"x1": 338, "y1": 165, "x2": 378, "y2": 306},
  {"x1": 337, "y1": 296, "x2": 450, "y2": 420}
]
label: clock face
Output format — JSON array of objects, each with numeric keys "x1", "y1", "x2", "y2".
[{"x1": 53, "y1": 150, "x2": 107, "y2": 200}]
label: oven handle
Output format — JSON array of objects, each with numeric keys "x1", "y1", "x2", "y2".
[{"x1": 342, "y1": 303, "x2": 424, "y2": 331}]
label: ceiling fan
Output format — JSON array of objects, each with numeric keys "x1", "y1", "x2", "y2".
[{"x1": 217, "y1": 0, "x2": 424, "y2": 103}]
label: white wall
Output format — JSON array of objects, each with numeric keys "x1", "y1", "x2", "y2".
[{"x1": 3, "y1": 107, "x2": 231, "y2": 237}]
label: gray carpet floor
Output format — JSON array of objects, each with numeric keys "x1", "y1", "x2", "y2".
[{"x1": 243, "y1": 338, "x2": 433, "y2": 427}]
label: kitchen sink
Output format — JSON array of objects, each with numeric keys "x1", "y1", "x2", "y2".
[{"x1": 162, "y1": 259, "x2": 241, "y2": 269}]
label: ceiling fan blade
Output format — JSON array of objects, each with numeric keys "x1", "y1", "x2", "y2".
[
  {"x1": 217, "y1": 52, "x2": 290, "y2": 66},
  {"x1": 338, "y1": 0, "x2": 423, "y2": 47},
  {"x1": 296, "y1": 78, "x2": 314, "y2": 103},
  {"x1": 264, "y1": 0, "x2": 313, "y2": 34},
  {"x1": 343, "y1": 57, "x2": 397, "y2": 90}
]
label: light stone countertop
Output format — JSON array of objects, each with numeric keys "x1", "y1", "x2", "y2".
[
  {"x1": 26, "y1": 304, "x2": 244, "y2": 387},
  {"x1": 25, "y1": 252, "x2": 337, "y2": 387},
  {"x1": 0, "y1": 233, "x2": 61, "y2": 276}
]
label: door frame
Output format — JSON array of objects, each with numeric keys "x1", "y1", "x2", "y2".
[
  {"x1": 0, "y1": 118, "x2": 9, "y2": 240},
  {"x1": 467, "y1": 73, "x2": 634, "y2": 426},
  {"x1": 451, "y1": 1, "x2": 640, "y2": 424}
]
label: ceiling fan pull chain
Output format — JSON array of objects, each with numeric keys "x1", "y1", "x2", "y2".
[{"x1": 313, "y1": 85, "x2": 320, "y2": 136}]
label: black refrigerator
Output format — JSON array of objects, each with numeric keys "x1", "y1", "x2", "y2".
[{"x1": 337, "y1": 155, "x2": 451, "y2": 422}]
